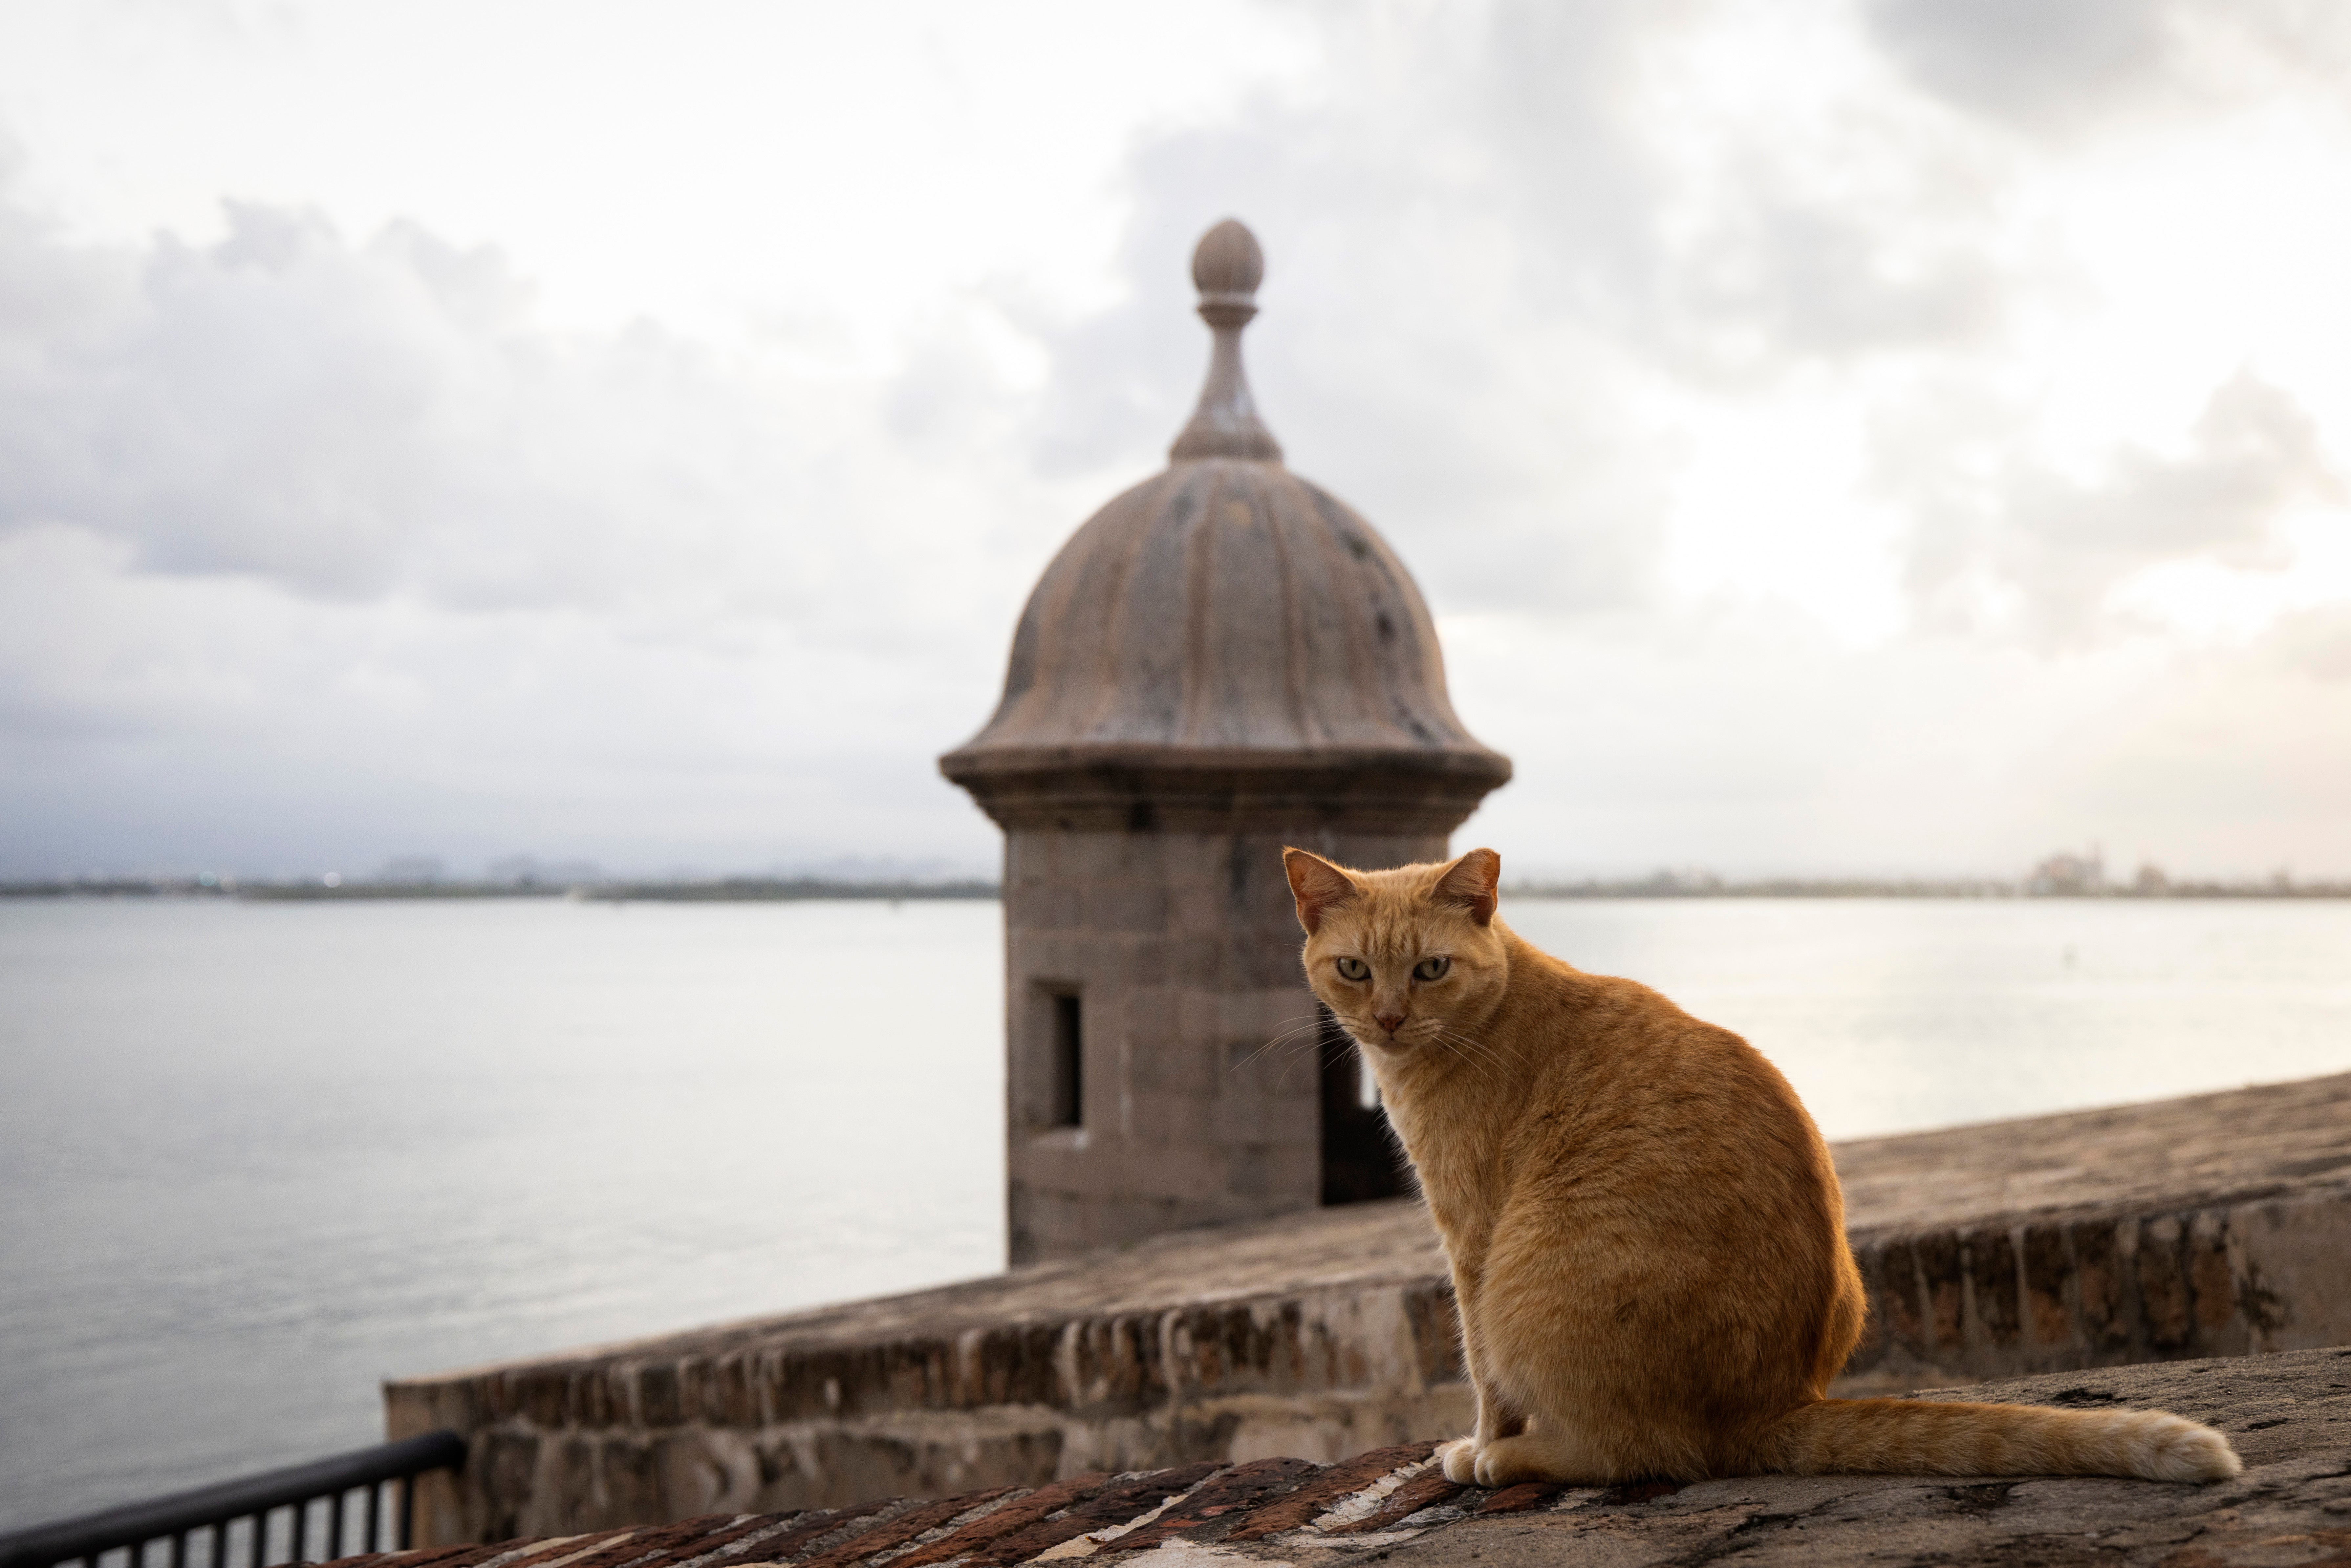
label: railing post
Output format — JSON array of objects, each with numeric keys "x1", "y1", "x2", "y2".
[{"x1": 0, "y1": 1431, "x2": 466, "y2": 1568}]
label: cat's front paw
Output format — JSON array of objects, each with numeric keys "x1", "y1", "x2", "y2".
[
  {"x1": 1472, "y1": 1435, "x2": 1551, "y2": 1488},
  {"x1": 1436, "y1": 1436, "x2": 1481, "y2": 1485}
]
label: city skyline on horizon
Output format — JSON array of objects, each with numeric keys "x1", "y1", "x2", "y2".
[{"x1": 13, "y1": 840, "x2": 2341, "y2": 893}]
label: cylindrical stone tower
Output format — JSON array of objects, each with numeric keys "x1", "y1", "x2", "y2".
[{"x1": 942, "y1": 219, "x2": 1509, "y2": 1264}]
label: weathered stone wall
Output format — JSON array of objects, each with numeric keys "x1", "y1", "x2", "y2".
[
  {"x1": 1002, "y1": 826, "x2": 1443, "y2": 1263},
  {"x1": 392, "y1": 1272, "x2": 1472, "y2": 1546},
  {"x1": 357, "y1": 1349, "x2": 2351, "y2": 1568},
  {"x1": 1829, "y1": 1072, "x2": 2351, "y2": 1390},
  {"x1": 387, "y1": 1201, "x2": 1469, "y2": 1545},
  {"x1": 387, "y1": 1073, "x2": 2351, "y2": 1548},
  {"x1": 1840, "y1": 1191, "x2": 2351, "y2": 1393}
]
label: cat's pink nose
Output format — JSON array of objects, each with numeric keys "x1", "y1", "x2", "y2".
[{"x1": 1375, "y1": 1011, "x2": 1405, "y2": 1034}]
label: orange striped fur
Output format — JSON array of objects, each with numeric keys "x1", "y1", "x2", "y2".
[{"x1": 1282, "y1": 847, "x2": 2241, "y2": 1487}]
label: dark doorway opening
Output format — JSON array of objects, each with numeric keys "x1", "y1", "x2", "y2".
[{"x1": 1318, "y1": 1005, "x2": 1409, "y2": 1204}]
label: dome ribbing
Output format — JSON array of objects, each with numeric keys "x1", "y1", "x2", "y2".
[{"x1": 941, "y1": 219, "x2": 1508, "y2": 833}]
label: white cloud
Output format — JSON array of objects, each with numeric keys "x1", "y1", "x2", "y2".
[
  {"x1": 1884, "y1": 370, "x2": 2344, "y2": 645},
  {"x1": 2, "y1": 0, "x2": 2350, "y2": 882},
  {"x1": 1864, "y1": 0, "x2": 2351, "y2": 135},
  {"x1": 0, "y1": 193, "x2": 1039, "y2": 622},
  {"x1": 0, "y1": 174, "x2": 1080, "y2": 877}
]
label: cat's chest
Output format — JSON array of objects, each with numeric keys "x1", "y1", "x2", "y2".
[
  {"x1": 1384, "y1": 1079, "x2": 1517, "y2": 1170},
  {"x1": 1386, "y1": 1102, "x2": 1508, "y2": 1249}
]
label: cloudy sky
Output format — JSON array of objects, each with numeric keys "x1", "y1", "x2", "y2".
[{"x1": 2, "y1": 0, "x2": 2347, "y2": 883}]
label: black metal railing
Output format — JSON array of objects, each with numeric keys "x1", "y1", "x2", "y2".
[{"x1": 0, "y1": 1431, "x2": 468, "y2": 1568}]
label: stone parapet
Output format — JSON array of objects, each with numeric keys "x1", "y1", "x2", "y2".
[
  {"x1": 1841, "y1": 1194, "x2": 2347, "y2": 1394},
  {"x1": 386, "y1": 1202, "x2": 1468, "y2": 1545},
  {"x1": 371, "y1": 1349, "x2": 2351, "y2": 1568},
  {"x1": 1831, "y1": 1072, "x2": 2351, "y2": 1391},
  {"x1": 386, "y1": 1073, "x2": 2351, "y2": 1546}
]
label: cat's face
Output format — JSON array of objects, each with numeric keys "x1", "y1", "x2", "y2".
[{"x1": 1284, "y1": 848, "x2": 1509, "y2": 1058}]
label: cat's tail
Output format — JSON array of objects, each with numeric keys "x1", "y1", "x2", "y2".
[{"x1": 1755, "y1": 1398, "x2": 2241, "y2": 1482}]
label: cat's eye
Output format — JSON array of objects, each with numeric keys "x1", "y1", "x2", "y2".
[
  {"x1": 1335, "y1": 957, "x2": 1370, "y2": 982},
  {"x1": 1413, "y1": 956, "x2": 1452, "y2": 982}
]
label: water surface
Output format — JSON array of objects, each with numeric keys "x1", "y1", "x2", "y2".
[
  {"x1": 0, "y1": 898, "x2": 1004, "y2": 1529},
  {"x1": 3, "y1": 894, "x2": 2346, "y2": 1530},
  {"x1": 1503, "y1": 897, "x2": 2351, "y2": 1140}
]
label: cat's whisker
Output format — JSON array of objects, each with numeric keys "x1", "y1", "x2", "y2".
[
  {"x1": 1433, "y1": 1021, "x2": 1508, "y2": 1062},
  {"x1": 1230, "y1": 1029, "x2": 1324, "y2": 1075},
  {"x1": 1233, "y1": 1013, "x2": 1361, "y2": 1078},
  {"x1": 1429, "y1": 1027, "x2": 1510, "y2": 1089},
  {"x1": 1270, "y1": 1040, "x2": 1338, "y2": 1075},
  {"x1": 1444, "y1": 1033, "x2": 1511, "y2": 1080},
  {"x1": 1434, "y1": 1028, "x2": 1499, "y2": 1066},
  {"x1": 1274, "y1": 1040, "x2": 1342, "y2": 1090}
]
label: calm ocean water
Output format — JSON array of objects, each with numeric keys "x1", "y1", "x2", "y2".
[{"x1": 3, "y1": 894, "x2": 2348, "y2": 1530}]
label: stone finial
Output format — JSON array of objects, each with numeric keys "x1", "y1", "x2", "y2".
[
  {"x1": 1192, "y1": 217, "x2": 1265, "y2": 299},
  {"x1": 1169, "y1": 218, "x2": 1283, "y2": 463}
]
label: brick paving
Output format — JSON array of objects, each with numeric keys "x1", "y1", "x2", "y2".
[{"x1": 321, "y1": 1447, "x2": 1461, "y2": 1568}]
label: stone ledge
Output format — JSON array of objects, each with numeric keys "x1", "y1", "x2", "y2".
[
  {"x1": 387, "y1": 1074, "x2": 2351, "y2": 1541},
  {"x1": 356, "y1": 1348, "x2": 2351, "y2": 1568},
  {"x1": 1836, "y1": 1073, "x2": 2351, "y2": 1392}
]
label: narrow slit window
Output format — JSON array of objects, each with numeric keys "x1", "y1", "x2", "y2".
[{"x1": 1050, "y1": 991, "x2": 1083, "y2": 1128}]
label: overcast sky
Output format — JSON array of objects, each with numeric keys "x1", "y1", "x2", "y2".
[{"x1": 2, "y1": 0, "x2": 2348, "y2": 883}]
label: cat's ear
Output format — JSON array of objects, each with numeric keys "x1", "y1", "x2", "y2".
[
  {"x1": 1434, "y1": 848, "x2": 1501, "y2": 926},
  {"x1": 1283, "y1": 848, "x2": 1359, "y2": 935}
]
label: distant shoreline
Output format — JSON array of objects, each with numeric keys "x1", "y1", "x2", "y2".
[
  {"x1": 5, "y1": 877, "x2": 2348, "y2": 901},
  {"x1": 0, "y1": 877, "x2": 1002, "y2": 902},
  {"x1": 1510, "y1": 878, "x2": 2351, "y2": 900}
]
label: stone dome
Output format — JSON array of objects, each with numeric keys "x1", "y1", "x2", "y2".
[{"x1": 941, "y1": 220, "x2": 1509, "y2": 834}]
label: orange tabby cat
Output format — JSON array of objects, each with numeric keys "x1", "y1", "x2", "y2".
[{"x1": 1282, "y1": 845, "x2": 2241, "y2": 1487}]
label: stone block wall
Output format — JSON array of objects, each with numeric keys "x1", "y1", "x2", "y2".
[
  {"x1": 1839, "y1": 1191, "x2": 2351, "y2": 1393},
  {"x1": 393, "y1": 1273, "x2": 1471, "y2": 1546},
  {"x1": 1002, "y1": 827, "x2": 1443, "y2": 1262}
]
